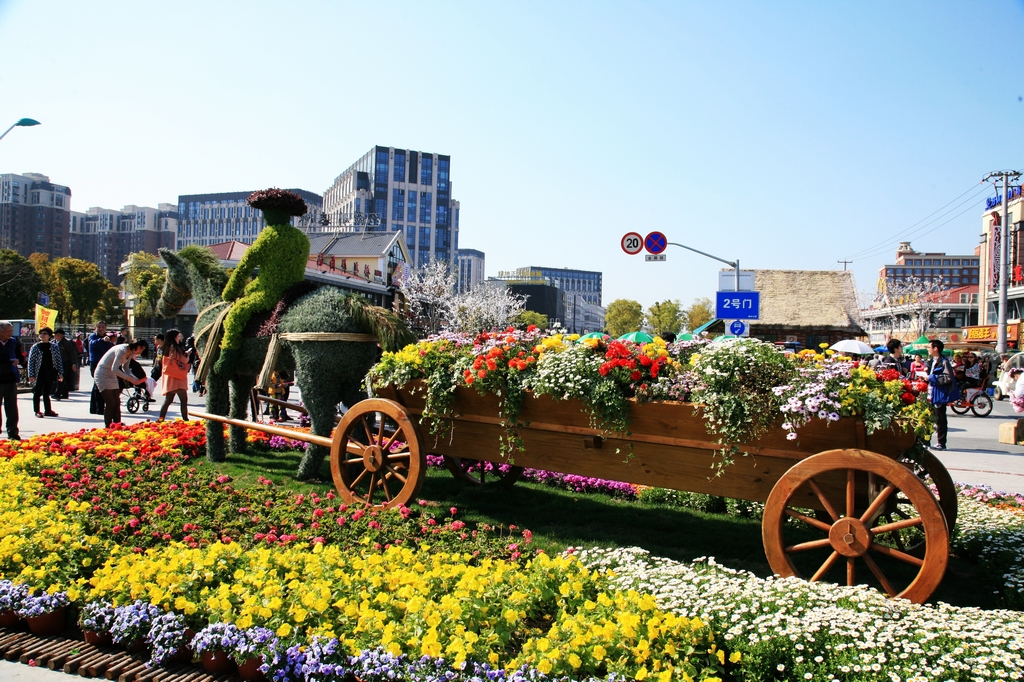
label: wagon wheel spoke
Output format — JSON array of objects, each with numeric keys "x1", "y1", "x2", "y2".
[
  {"x1": 785, "y1": 508, "x2": 832, "y2": 533},
  {"x1": 361, "y1": 416, "x2": 375, "y2": 444},
  {"x1": 343, "y1": 457, "x2": 365, "y2": 466},
  {"x1": 862, "y1": 552, "x2": 897, "y2": 597},
  {"x1": 846, "y1": 468, "x2": 855, "y2": 518},
  {"x1": 860, "y1": 483, "x2": 897, "y2": 523},
  {"x1": 785, "y1": 537, "x2": 833, "y2": 552},
  {"x1": 870, "y1": 543, "x2": 924, "y2": 567},
  {"x1": 365, "y1": 473, "x2": 377, "y2": 505},
  {"x1": 384, "y1": 465, "x2": 408, "y2": 485},
  {"x1": 847, "y1": 557, "x2": 855, "y2": 586},
  {"x1": 810, "y1": 551, "x2": 841, "y2": 582},
  {"x1": 872, "y1": 516, "x2": 923, "y2": 536},
  {"x1": 386, "y1": 451, "x2": 412, "y2": 460},
  {"x1": 379, "y1": 475, "x2": 393, "y2": 502},
  {"x1": 377, "y1": 416, "x2": 388, "y2": 445},
  {"x1": 875, "y1": 514, "x2": 908, "y2": 552},
  {"x1": 382, "y1": 427, "x2": 404, "y2": 452},
  {"x1": 349, "y1": 468, "x2": 369, "y2": 489},
  {"x1": 346, "y1": 439, "x2": 366, "y2": 456},
  {"x1": 808, "y1": 478, "x2": 840, "y2": 521}
]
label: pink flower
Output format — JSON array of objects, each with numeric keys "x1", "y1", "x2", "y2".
[
  {"x1": 368, "y1": 520, "x2": 380, "y2": 529},
  {"x1": 449, "y1": 507, "x2": 458, "y2": 516},
  {"x1": 336, "y1": 516, "x2": 346, "y2": 526}
]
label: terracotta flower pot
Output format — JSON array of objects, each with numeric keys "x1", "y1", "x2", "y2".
[
  {"x1": 167, "y1": 628, "x2": 196, "y2": 663},
  {"x1": 83, "y1": 630, "x2": 114, "y2": 647},
  {"x1": 126, "y1": 638, "x2": 147, "y2": 653},
  {"x1": 236, "y1": 655, "x2": 267, "y2": 682},
  {"x1": 25, "y1": 607, "x2": 66, "y2": 636},
  {"x1": 0, "y1": 610, "x2": 22, "y2": 629},
  {"x1": 201, "y1": 650, "x2": 236, "y2": 675}
]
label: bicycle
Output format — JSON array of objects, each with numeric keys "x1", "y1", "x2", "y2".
[{"x1": 949, "y1": 385, "x2": 993, "y2": 417}]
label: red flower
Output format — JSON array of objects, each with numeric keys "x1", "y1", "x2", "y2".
[
  {"x1": 631, "y1": 370, "x2": 642, "y2": 381},
  {"x1": 901, "y1": 392, "x2": 916, "y2": 404}
]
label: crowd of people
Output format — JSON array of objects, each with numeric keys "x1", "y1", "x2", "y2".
[{"x1": 0, "y1": 321, "x2": 205, "y2": 440}]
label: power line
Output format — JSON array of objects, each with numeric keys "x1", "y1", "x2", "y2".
[{"x1": 842, "y1": 183, "x2": 989, "y2": 262}]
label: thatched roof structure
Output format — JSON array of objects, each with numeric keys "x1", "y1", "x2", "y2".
[{"x1": 750, "y1": 269, "x2": 864, "y2": 334}]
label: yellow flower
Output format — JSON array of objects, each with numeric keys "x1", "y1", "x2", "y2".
[
  {"x1": 729, "y1": 651, "x2": 742, "y2": 663},
  {"x1": 276, "y1": 622, "x2": 292, "y2": 637},
  {"x1": 593, "y1": 644, "x2": 607, "y2": 661}
]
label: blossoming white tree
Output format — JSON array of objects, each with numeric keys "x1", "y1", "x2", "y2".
[{"x1": 393, "y1": 259, "x2": 458, "y2": 333}]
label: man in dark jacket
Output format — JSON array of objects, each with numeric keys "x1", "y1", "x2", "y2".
[
  {"x1": 877, "y1": 339, "x2": 911, "y2": 377},
  {"x1": 51, "y1": 328, "x2": 78, "y2": 400},
  {"x1": 87, "y1": 322, "x2": 112, "y2": 375},
  {"x1": 927, "y1": 339, "x2": 960, "y2": 451},
  {"x1": 0, "y1": 322, "x2": 23, "y2": 440}
]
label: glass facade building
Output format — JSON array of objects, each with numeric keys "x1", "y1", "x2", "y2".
[
  {"x1": 528, "y1": 266, "x2": 603, "y2": 306},
  {"x1": 176, "y1": 189, "x2": 323, "y2": 249},
  {"x1": 322, "y1": 146, "x2": 459, "y2": 267}
]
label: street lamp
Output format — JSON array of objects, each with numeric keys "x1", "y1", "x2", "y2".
[{"x1": 0, "y1": 118, "x2": 41, "y2": 143}]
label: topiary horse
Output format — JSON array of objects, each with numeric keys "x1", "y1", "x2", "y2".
[{"x1": 156, "y1": 246, "x2": 415, "y2": 481}]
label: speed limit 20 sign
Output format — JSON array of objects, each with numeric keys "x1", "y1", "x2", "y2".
[{"x1": 621, "y1": 232, "x2": 643, "y2": 255}]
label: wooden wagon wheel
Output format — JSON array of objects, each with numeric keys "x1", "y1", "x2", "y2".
[
  {"x1": 330, "y1": 399, "x2": 425, "y2": 509},
  {"x1": 884, "y1": 450, "x2": 958, "y2": 557},
  {"x1": 763, "y1": 449, "x2": 948, "y2": 604},
  {"x1": 442, "y1": 455, "x2": 524, "y2": 486}
]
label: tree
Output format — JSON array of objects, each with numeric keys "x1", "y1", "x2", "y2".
[
  {"x1": 94, "y1": 283, "x2": 125, "y2": 326},
  {"x1": 682, "y1": 297, "x2": 715, "y2": 332},
  {"x1": 515, "y1": 310, "x2": 549, "y2": 329},
  {"x1": 443, "y1": 281, "x2": 527, "y2": 333},
  {"x1": 605, "y1": 299, "x2": 644, "y2": 338},
  {"x1": 394, "y1": 259, "x2": 457, "y2": 334},
  {"x1": 123, "y1": 251, "x2": 166, "y2": 327},
  {"x1": 28, "y1": 252, "x2": 70, "y2": 322},
  {"x1": 646, "y1": 299, "x2": 683, "y2": 336},
  {"x1": 871, "y1": 277, "x2": 948, "y2": 337},
  {"x1": 0, "y1": 250, "x2": 43, "y2": 319},
  {"x1": 52, "y1": 258, "x2": 110, "y2": 324}
]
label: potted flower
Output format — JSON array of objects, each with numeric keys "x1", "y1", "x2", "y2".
[
  {"x1": 0, "y1": 580, "x2": 29, "y2": 629},
  {"x1": 231, "y1": 626, "x2": 278, "y2": 682},
  {"x1": 109, "y1": 601, "x2": 162, "y2": 653},
  {"x1": 15, "y1": 589, "x2": 70, "y2": 636},
  {"x1": 147, "y1": 612, "x2": 194, "y2": 666},
  {"x1": 78, "y1": 600, "x2": 116, "y2": 646},
  {"x1": 190, "y1": 622, "x2": 242, "y2": 674}
]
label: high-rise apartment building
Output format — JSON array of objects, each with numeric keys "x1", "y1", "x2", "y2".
[
  {"x1": 70, "y1": 204, "x2": 178, "y2": 282},
  {"x1": 0, "y1": 172, "x2": 71, "y2": 259},
  {"x1": 456, "y1": 248, "x2": 485, "y2": 293},
  {"x1": 176, "y1": 189, "x2": 323, "y2": 249},
  {"x1": 322, "y1": 146, "x2": 459, "y2": 268}
]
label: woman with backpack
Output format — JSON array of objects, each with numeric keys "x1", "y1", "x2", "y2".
[{"x1": 927, "y1": 339, "x2": 960, "y2": 451}]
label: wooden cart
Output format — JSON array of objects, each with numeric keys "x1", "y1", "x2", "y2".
[{"x1": 196, "y1": 380, "x2": 956, "y2": 604}]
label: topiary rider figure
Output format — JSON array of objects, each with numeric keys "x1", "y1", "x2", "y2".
[{"x1": 215, "y1": 188, "x2": 311, "y2": 373}]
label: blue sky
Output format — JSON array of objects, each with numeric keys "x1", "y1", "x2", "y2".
[{"x1": 1, "y1": 1, "x2": 1022, "y2": 312}]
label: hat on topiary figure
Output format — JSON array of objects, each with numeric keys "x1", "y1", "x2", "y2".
[{"x1": 214, "y1": 188, "x2": 311, "y2": 374}]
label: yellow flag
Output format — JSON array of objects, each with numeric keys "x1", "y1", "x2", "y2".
[{"x1": 35, "y1": 304, "x2": 58, "y2": 331}]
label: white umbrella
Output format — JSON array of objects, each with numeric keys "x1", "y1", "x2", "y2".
[{"x1": 830, "y1": 339, "x2": 875, "y2": 355}]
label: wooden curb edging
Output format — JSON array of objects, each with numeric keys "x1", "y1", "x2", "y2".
[{"x1": 0, "y1": 628, "x2": 242, "y2": 681}]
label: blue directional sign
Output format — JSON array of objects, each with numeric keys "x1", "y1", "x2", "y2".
[
  {"x1": 730, "y1": 320, "x2": 746, "y2": 335},
  {"x1": 644, "y1": 231, "x2": 667, "y2": 255},
  {"x1": 715, "y1": 291, "x2": 760, "y2": 320}
]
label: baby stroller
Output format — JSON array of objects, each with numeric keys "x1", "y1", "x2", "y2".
[{"x1": 121, "y1": 356, "x2": 152, "y2": 413}]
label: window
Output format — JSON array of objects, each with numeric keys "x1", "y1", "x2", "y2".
[
  {"x1": 419, "y1": 226, "x2": 431, "y2": 248},
  {"x1": 393, "y1": 151, "x2": 406, "y2": 182},
  {"x1": 437, "y1": 158, "x2": 449, "y2": 192},
  {"x1": 943, "y1": 260, "x2": 950, "y2": 266},
  {"x1": 943, "y1": 268, "x2": 951, "y2": 275},
  {"x1": 375, "y1": 149, "x2": 389, "y2": 186},
  {"x1": 406, "y1": 225, "x2": 416, "y2": 248},
  {"x1": 392, "y1": 189, "x2": 405, "y2": 220},
  {"x1": 914, "y1": 269, "x2": 922, "y2": 275},
  {"x1": 436, "y1": 204, "x2": 448, "y2": 227},
  {"x1": 952, "y1": 259, "x2": 960, "y2": 265},
  {"x1": 924, "y1": 260, "x2": 932, "y2": 266},
  {"x1": 407, "y1": 192, "x2": 417, "y2": 223},
  {"x1": 419, "y1": 192, "x2": 432, "y2": 223},
  {"x1": 420, "y1": 157, "x2": 433, "y2": 186},
  {"x1": 953, "y1": 277, "x2": 960, "y2": 284},
  {"x1": 973, "y1": 260, "x2": 979, "y2": 266}
]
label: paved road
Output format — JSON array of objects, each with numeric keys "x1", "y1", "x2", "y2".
[{"x1": 5, "y1": 371, "x2": 1024, "y2": 495}]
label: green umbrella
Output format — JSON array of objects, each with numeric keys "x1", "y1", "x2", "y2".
[
  {"x1": 577, "y1": 332, "x2": 609, "y2": 343},
  {"x1": 678, "y1": 333, "x2": 694, "y2": 341},
  {"x1": 618, "y1": 331, "x2": 654, "y2": 343},
  {"x1": 713, "y1": 334, "x2": 737, "y2": 343}
]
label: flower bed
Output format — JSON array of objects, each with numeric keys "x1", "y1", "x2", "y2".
[{"x1": 0, "y1": 421, "x2": 738, "y2": 681}]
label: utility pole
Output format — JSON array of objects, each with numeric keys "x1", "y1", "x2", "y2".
[
  {"x1": 982, "y1": 170, "x2": 1022, "y2": 354},
  {"x1": 837, "y1": 259, "x2": 852, "y2": 271}
]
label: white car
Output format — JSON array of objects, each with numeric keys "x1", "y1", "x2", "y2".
[{"x1": 993, "y1": 352, "x2": 1024, "y2": 400}]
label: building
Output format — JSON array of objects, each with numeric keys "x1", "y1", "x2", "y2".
[
  {"x1": 878, "y1": 242, "x2": 980, "y2": 290},
  {"x1": 307, "y1": 230, "x2": 412, "y2": 294},
  {"x1": 321, "y1": 146, "x2": 458, "y2": 268},
  {"x1": 979, "y1": 187, "x2": 1024, "y2": 324},
  {"x1": 456, "y1": 248, "x2": 485, "y2": 293},
  {"x1": 0, "y1": 172, "x2": 71, "y2": 259},
  {"x1": 861, "y1": 284, "x2": 979, "y2": 345},
  {"x1": 71, "y1": 204, "x2": 178, "y2": 282},
  {"x1": 508, "y1": 283, "x2": 566, "y2": 328},
  {"x1": 528, "y1": 266, "x2": 602, "y2": 306},
  {"x1": 702, "y1": 269, "x2": 864, "y2": 347},
  {"x1": 175, "y1": 189, "x2": 323, "y2": 249}
]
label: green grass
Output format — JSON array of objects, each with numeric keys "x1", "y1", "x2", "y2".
[{"x1": 204, "y1": 446, "x2": 1005, "y2": 611}]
